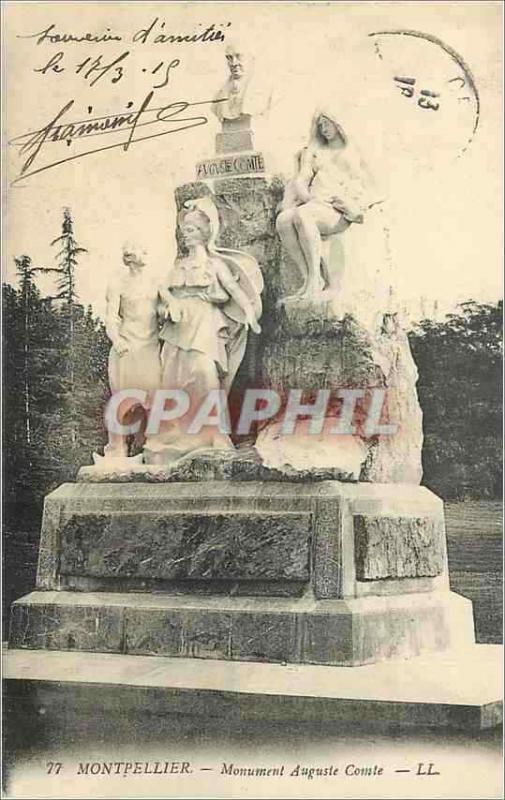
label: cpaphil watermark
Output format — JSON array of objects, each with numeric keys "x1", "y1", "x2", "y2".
[{"x1": 105, "y1": 388, "x2": 398, "y2": 437}]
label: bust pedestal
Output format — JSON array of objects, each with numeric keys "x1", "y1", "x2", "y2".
[
  {"x1": 215, "y1": 114, "x2": 255, "y2": 154},
  {"x1": 196, "y1": 115, "x2": 266, "y2": 180}
]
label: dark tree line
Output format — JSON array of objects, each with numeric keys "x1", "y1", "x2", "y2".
[
  {"x1": 3, "y1": 211, "x2": 109, "y2": 518},
  {"x1": 409, "y1": 300, "x2": 503, "y2": 499},
  {"x1": 2, "y1": 210, "x2": 111, "y2": 632}
]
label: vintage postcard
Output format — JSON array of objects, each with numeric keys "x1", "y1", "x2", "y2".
[{"x1": 2, "y1": 1, "x2": 503, "y2": 798}]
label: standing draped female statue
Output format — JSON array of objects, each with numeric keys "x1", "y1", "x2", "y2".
[{"x1": 144, "y1": 196, "x2": 263, "y2": 464}]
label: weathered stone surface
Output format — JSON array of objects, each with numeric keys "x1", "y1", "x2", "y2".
[
  {"x1": 9, "y1": 599, "x2": 123, "y2": 653},
  {"x1": 353, "y1": 514, "x2": 445, "y2": 580},
  {"x1": 36, "y1": 495, "x2": 64, "y2": 590},
  {"x1": 255, "y1": 424, "x2": 367, "y2": 480},
  {"x1": 77, "y1": 447, "x2": 357, "y2": 484},
  {"x1": 256, "y1": 303, "x2": 412, "y2": 479},
  {"x1": 124, "y1": 606, "x2": 297, "y2": 662},
  {"x1": 261, "y1": 309, "x2": 381, "y2": 392},
  {"x1": 181, "y1": 611, "x2": 233, "y2": 659},
  {"x1": 301, "y1": 608, "x2": 353, "y2": 665},
  {"x1": 9, "y1": 590, "x2": 475, "y2": 665},
  {"x1": 59, "y1": 510, "x2": 311, "y2": 582},
  {"x1": 311, "y1": 495, "x2": 344, "y2": 599},
  {"x1": 360, "y1": 325, "x2": 423, "y2": 484},
  {"x1": 231, "y1": 611, "x2": 297, "y2": 663},
  {"x1": 124, "y1": 607, "x2": 184, "y2": 657},
  {"x1": 257, "y1": 303, "x2": 424, "y2": 483},
  {"x1": 35, "y1": 481, "x2": 450, "y2": 600},
  {"x1": 38, "y1": 482, "x2": 310, "y2": 591}
]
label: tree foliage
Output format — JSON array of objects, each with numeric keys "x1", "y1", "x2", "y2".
[
  {"x1": 409, "y1": 300, "x2": 502, "y2": 499},
  {"x1": 2, "y1": 286, "x2": 109, "y2": 509},
  {"x1": 51, "y1": 208, "x2": 87, "y2": 306},
  {"x1": 3, "y1": 211, "x2": 106, "y2": 513}
]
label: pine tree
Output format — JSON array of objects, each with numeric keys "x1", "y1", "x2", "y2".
[
  {"x1": 51, "y1": 208, "x2": 87, "y2": 306},
  {"x1": 51, "y1": 208, "x2": 88, "y2": 446},
  {"x1": 15, "y1": 256, "x2": 40, "y2": 453},
  {"x1": 3, "y1": 282, "x2": 25, "y2": 503}
]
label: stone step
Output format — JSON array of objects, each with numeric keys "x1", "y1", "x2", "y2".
[
  {"x1": 3, "y1": 645, "x2": 502, "y2": 730},
  {"x1": 9, "y1": 589, "x2": 474, "y2": 666}
]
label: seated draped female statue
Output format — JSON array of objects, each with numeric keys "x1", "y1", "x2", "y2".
[{"x1": 276, "y1": 109, "x2": 377, "y2": 301}]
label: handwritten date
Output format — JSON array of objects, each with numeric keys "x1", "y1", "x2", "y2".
[{"x1": 33, "y1": 49, "x2": 180, "y2": 90}]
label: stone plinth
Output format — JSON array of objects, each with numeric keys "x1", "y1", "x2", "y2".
[
  {"x1": 9, "y1": 590, "x2": 473, "y2": 667},
  {"x1": 4, "y1": 645, "x2": 502, "y2": 730},
  {"x1": 9, "y1": 480, "x2": 475, "y2": 666},
  {"x1": 216, "y1": 115, "x2": 255, "y2": 154},
  {"x1": 195, "y1": 115, "x2": 265, "y2": 179},
  {"x1": 216, "y1": 130, "x2": 254, "y2": 154}
]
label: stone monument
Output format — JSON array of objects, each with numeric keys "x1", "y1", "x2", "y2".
[
  {"x1": 195, "y1": 42, "x2": 270, "y2": 182},
  {"x1": 9, "y1": 83, "x2": 477, "y2": 690}
]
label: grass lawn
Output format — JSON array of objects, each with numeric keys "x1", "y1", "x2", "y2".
[{"x1": 445, "y1": 500, "x2": 502, "y2": 643}]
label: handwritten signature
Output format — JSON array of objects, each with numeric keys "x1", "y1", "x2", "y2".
[{"x1": 9, "y1": 91, "x2": 225, "y2": 184}]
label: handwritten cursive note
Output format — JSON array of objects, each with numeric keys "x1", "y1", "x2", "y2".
[{"x1": 10, "y1": 16, "x2": 233, "y2": 184}]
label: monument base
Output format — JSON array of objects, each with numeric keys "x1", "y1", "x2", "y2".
[
  {"x1": 4, "y1": 645, "x2": 502, "y2": 730},
  {"x1": 8, "y1": 479, "x2": 476, "y2": 666},
  {"x1": 10, "y1": 589, "x2": 473, "y2": 666}
]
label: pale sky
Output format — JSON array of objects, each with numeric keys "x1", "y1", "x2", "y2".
[{"x1": 3, "y1": 1, "x2": 503, "y2": 321}]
